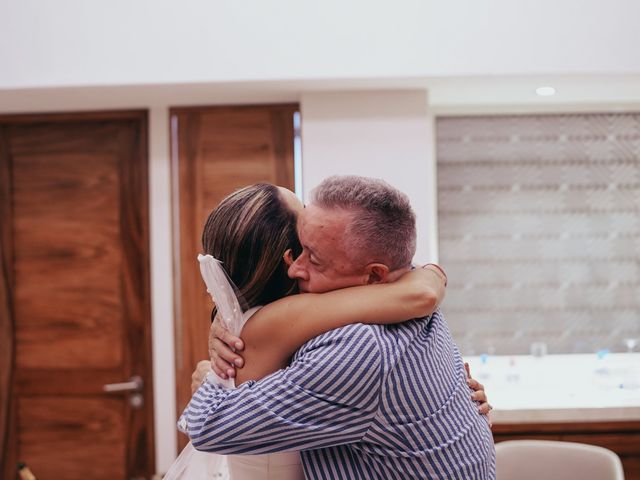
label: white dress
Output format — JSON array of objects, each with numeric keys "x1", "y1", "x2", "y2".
[
  {"x1": 224, "y1": 307, "x2": 304, "y2": 479},
  {"x1": 164, "y1": 262, "x2": 305, "y2": 480}
]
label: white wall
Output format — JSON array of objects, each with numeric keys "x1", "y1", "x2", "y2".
[
  {"x1": 148, "y1": 107, "x2": 177, "y2": 474},
  {"x1": 301, "y1": 90, "x2": 438, "y2": 263},
  {"x1": 2, "y1": 0, "x2": 639, "y2": 89}
]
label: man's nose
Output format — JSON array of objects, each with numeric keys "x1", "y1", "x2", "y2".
[{"x1": 287, "y1": 255, "x2": 309, "y2": 281}]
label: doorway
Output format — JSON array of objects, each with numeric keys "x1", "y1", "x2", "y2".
[
  {"x1": 0, "y1": 111, "x2": 154, "y2": 479},
  {"x1": 170, "y1": 104, "x2": 298, "y2": 448}
]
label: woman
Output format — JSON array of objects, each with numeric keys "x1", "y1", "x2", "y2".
[{"x1": 169, "y1": 183, "x2": 487, "y2": 479}]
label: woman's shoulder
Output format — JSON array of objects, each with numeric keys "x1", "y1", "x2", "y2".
[{"x1": 243, "y1": 305, "x2": 263, "y2": 321}]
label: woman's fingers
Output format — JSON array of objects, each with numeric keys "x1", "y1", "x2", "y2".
[
  {"x1": 471, "y1": 390, "x2": 487, "y2": 403},
  {"x1": 466, "y1": 373, "x2": 492, "y2": 422},
  {"x1": 478, "y1": 403, "x2": 494, "y2": 427},
  {"x1": 466, "y1": 378, "x2": 484, "y2": 392}
]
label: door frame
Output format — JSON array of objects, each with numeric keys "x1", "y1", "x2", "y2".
[{"x1": 0, "y1": 109, "x2": 155, "y2": 479}]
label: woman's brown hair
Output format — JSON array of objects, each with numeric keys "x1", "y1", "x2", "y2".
[{"x1": 202, "y1": 183, "x2": 301, "y2": 311}]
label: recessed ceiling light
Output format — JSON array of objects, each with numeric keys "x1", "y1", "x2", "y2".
[{"x1": 536, "y1": 86, "x2": 556, "y2": 96}]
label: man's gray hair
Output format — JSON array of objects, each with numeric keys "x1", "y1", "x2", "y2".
[{"x1": 310, "y1": 175, "x2": 416, "y2": 269}]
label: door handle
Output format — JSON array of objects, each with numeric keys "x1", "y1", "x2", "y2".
[{"x1": 103, "y1": 375, "x2": 143, "y2": 393}]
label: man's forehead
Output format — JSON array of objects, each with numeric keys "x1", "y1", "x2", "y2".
[{"x1": 299, "y1": 205, "x2": 353, "y2": 250}]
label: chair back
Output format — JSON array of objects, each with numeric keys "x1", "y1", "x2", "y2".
[{"x1": 496, "y1": 440, "x2": 625, "y2": 480}]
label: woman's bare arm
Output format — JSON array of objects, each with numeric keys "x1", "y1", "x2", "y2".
[{"x1": 225, "y1": 266, "x2": 446, "y2": 383}]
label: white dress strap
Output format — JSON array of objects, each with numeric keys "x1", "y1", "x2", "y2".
[{"x1": 165, "y1": 256, "x2": 303, "y2": 480}]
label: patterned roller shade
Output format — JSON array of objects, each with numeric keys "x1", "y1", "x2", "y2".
[{"x1": 436, "y1": 113, "x2": 640, "y2": 355}]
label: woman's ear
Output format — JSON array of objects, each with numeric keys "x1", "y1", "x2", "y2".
[
  {"x1": 283, "y1": 249, "x2": 294, "y2": 267},
  {"x1": 365, "y1": 263, "x2": 390, "y2": 284}
]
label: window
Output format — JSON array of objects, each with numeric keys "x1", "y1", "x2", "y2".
[{"x1": 436, "y1": 113, "x2": 640, "y2": 356}]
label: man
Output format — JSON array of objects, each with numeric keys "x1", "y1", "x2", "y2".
[{"x1": 185, "y1": 175, "x2": 496, "y2": 479}]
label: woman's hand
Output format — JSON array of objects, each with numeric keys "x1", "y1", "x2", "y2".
[
  {"x1": 465, "y1": 363, "x2": 493, "y2": 426},
  {"x1": 418, "y1": 263, "x2": 447, "y2": 309},
  {"x1": 209, "y1": 318, "x2": 245, "y2": 380}
]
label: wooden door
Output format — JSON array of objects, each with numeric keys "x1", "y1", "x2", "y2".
[
  {"x1": 0, "y1": 111, "x2": 154, "y2": 479},
  {"x1": 171, "y1": 104, "x2": 297, "y2": 447}
]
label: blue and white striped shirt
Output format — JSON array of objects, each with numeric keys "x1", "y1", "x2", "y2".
[{"x1": 183, "y1": 310, "x2": 496, "y2": 479}]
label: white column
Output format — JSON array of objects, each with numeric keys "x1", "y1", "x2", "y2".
[
  {"x1": 148, "y1": 106, "x2": 178, "y2": 474},
  {"x1": 300, "y1": 90, "x2": 438, "y2": 263}
]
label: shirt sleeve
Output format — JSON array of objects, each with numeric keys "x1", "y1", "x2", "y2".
[{"x1": 182, "y1": 324, "x2": 383, "y2": 454}]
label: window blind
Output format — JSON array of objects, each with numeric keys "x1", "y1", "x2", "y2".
[{"x1": 436, "y1": 113, "x2": 640, "y2": 355}]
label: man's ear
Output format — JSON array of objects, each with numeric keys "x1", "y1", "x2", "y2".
[{"x1": 365, "y1": 263, "x2": 390, "y2": 284}]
